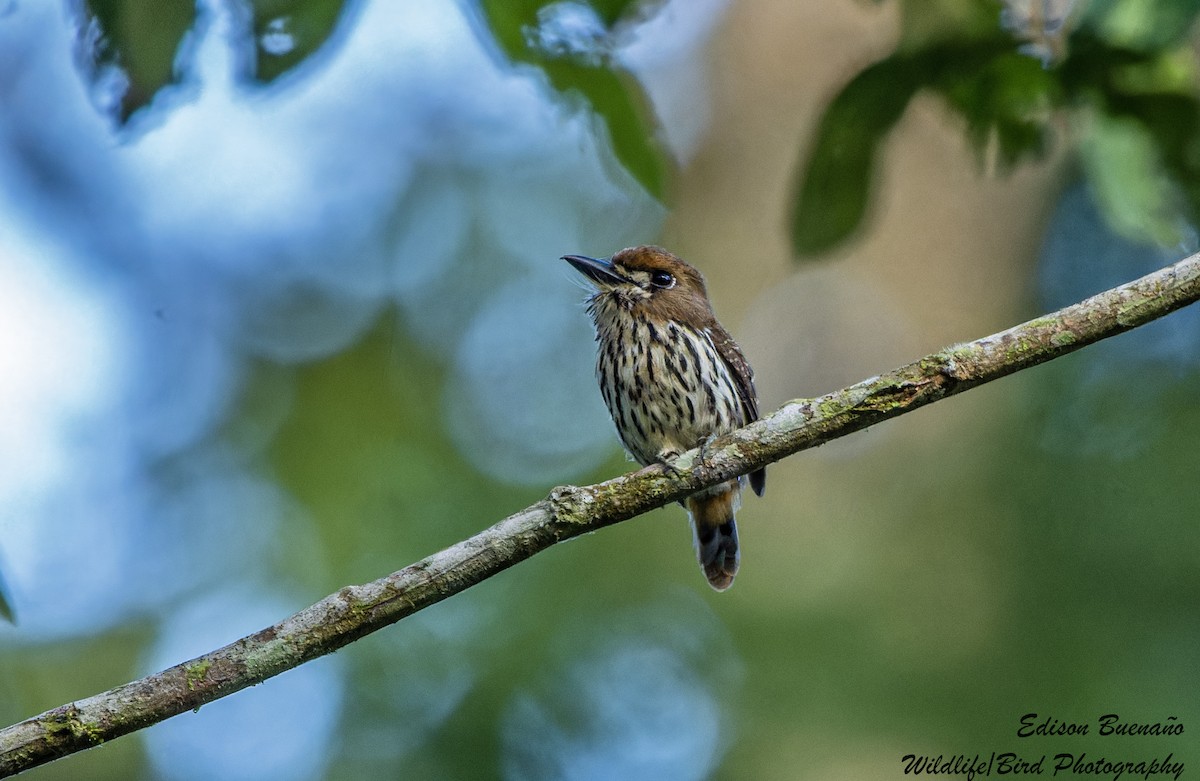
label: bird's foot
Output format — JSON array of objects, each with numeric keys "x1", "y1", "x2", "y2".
[
  {"x1": 640, "y1": 449, "x2": 683, "y2": 478},
  {"x1": 695, "y1": 433, "x2": 720, "y2": 465}
]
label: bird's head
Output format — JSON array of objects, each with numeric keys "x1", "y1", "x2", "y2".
[{"x1": 562, "y1": 245, "x2": 713, "y2": 323}]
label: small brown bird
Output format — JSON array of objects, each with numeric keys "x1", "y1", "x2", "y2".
[{"x1": 563, "y1": 245, "x2": 765, "y2": 590}]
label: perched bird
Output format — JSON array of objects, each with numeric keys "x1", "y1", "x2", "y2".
[{"x1": 563, "y1": 245, "x2": 765, "y2": 591}]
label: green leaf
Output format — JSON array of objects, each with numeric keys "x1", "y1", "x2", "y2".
[
  {"x1": 81, "y1": 0, "x2": 195, "y2": 120},
  {"x1": 790, "y1": 0, "x2": 1200, "y2": 257},
  {"x1": 1085, "y1": 0, "x2": 1200, "y2": 52},
  {"x1": 1064, "y1": 31, "x2": 1200, "y2": 243},
  {"x1": 789, "y1": 55, "x2": 922, "y2": 256},
  {"x1": 78, "y1": 0, "x2": 350, "y2": 120},
  {"x1": 0, "y1": 565, "x2": 14, "y2": 624},
  {"x1": 1079, "y1": 112, "x2": 1185, "y2": 246},
  {"x1": 477, "y1": 0, "x2": 669, "y2": 200},
  {"x1": 248, "y1": 0, "x2": 348, "y2": 83},
  {"x1": 932, "y1": 48, "x2": 1057, "y2": 169}
]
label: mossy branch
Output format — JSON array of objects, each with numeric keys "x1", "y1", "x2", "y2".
[{"x1": 4, "y1": 251, "x2": 1200, "y2": 776}]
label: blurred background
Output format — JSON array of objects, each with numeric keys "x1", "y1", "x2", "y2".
[{"x1": 1, "y1": 0, "x2": 1198, "y2": 779}]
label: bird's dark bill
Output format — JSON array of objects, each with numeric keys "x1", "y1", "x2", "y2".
[{"x1": 562, "y1": 254, "x2": 625, "y2": 287}]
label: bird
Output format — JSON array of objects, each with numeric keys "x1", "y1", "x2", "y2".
[{"x1": 563, "y1": 245, "x2": 765, "y2": 591}]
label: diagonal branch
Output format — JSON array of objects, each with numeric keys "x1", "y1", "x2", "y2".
[{"x1": 4, "y1": 251, "x2": 1200, "y2": 776}]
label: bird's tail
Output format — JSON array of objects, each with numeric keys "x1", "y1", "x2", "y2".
[{"x1": 685, "y1": 483, "x2": 741, "y2": 591}]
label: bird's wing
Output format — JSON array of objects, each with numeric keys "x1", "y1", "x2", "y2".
[{"x1": 708, "y1": 324, "x2": 766, "y2": 497}]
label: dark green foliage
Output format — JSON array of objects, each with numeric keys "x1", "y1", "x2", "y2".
[
  {"x1": 78, "y1": 0, "x2": 347, "y2": 120},
  {"x1": 248, "y1": 0, "x2": 347, "y2": 82},
  {"x1": 73, "y1": 1, "x2": 1200, "y2": 252},
  {"x1": 78, "y1": 0, "x2": 667, "y2": 197},
  {"x1": 791, "y1": 57, "x2": 923, "y2": 256},
  {"x1": 791, "y1": 0, "x2": 1200, "y2": 255},
  {"x1": 1082, "y1": 0, "x2": 1200, "y2": 51},
  {"x1": 477, "y1": 0, "x2": 669, "y2": 199},
  {"x1": 81, "y1": 0, "x2": 195, "y2": 120},
  {"x1": 0, "y1": 568, "x2": 12, "y2": 624},
  {"x1": 934, "y1": 47, "x2": 1057, "y2": 167},
  {"x1": 791, "y1": 40, "x2": 1059, "y2": 255}
]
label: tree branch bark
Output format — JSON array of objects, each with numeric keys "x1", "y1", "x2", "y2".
[{"x1": 4, "y1": 250, "x2": 1200, "y2": 776}]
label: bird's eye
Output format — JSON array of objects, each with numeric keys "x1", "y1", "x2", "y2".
[{"x1": 650, "y1": 271, "x2": 675, "y2": 289}]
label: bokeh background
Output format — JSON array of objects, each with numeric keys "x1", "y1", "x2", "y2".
[{"x1": 1, "y1": 0, "x2": 1198, "y2": 779}]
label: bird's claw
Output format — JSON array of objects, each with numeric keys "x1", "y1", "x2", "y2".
[
  {"x1": 641, "y1": 450, "x2": 682, "y2": 478},
  {"x1": 695, "y1": 434, "x2": 720, "y2": 464}
]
